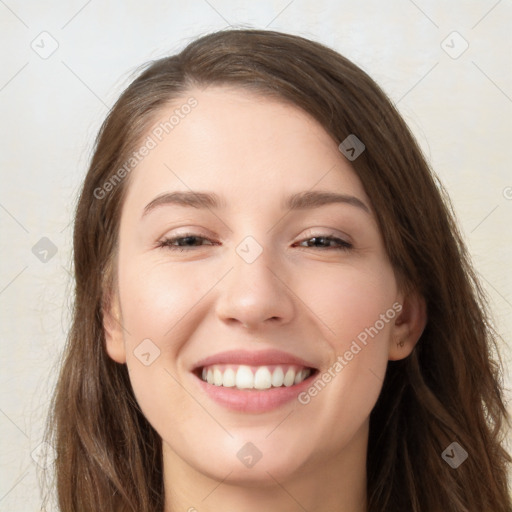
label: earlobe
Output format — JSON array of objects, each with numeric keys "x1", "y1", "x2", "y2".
[
  {"x1": 103, "y1": 293, "x2": 127, "y2": 364},
  {"x1": 388, "y1": 292, "x2": 427, "y2": 361}
]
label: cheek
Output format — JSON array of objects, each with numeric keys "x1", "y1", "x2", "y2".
[
  {"x1": 293, "y1": 262, "x2": 396, "y2": 437},
  {"x1": 117, "y1": 257, "x2": 208, "y2": 340},
  {"x1": 115, "y1": 260, "x2": 201, "y2": 423},
  {"x1": 294, "y1": 259, "x2": 398, "y2": 349}
]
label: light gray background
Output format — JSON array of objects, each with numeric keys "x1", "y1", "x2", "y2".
[{"x1": 1, "y1": 1, "x2": 511, "y2": 510}]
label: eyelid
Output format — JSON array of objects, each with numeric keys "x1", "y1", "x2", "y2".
[
  {"x1": 157, "y1": 227, "x2": 352, "y2": 243},
  {"x1": 299, "y1": 227, "x2": 353, "y2": 244},
  {"x1": 156, "y1": 226, "x2": 215, "y2": 242}
]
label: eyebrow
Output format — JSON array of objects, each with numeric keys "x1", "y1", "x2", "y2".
[{"x1": 142, "y1": 190, "x2": 370, "y2": 218}]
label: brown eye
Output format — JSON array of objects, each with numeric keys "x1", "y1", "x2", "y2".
[
  {"x1": 296, "y1": 236, "x2": 352, "y2": 250},
  {"x1": 157, "y1": 235, "x2": 215, "y2": 250}
]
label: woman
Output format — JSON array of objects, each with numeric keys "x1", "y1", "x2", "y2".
[{"x1": 43, "y1": 28, "x2": 511, "y2": 511}]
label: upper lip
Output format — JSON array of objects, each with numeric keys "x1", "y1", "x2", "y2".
[{"x1": 192, "y1": 349, "x2": 318, "y2": 370}]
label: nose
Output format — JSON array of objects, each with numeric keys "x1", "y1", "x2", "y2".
[{"x1": 214, "y1": 244, "x2": 295, "y2": 331}]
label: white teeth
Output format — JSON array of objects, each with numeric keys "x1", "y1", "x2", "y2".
[
  {"x1": 254, "y1": 367, "x2": 272, "y2": 390},
  {"x1": 222, "y1": 367, "x2": 236, "y2": 387},
  {"x1": 213, "y1": 368, "x2": 223, "y2": 386},
  {"x1": 283, "y1": 368, "x2": 295, "y2": 387},
  {"x1": 294, "y1": 369, "x2": 306, "y2": 385},
  {"x1": 271, "y1": 366, "x2": 284, "y2": 387},
  {"x1": 295, "y1": 369, "x2": 311, "y2": 384},
  {"x1": 235, "y1": 365, "x2": 254, "y2": 389},
  {"x1": 200, "y1": 364, "x2": 312, "y2": 389}
]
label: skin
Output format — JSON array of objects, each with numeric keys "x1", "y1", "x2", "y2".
[{"x1": 104, "y1": 87, "x2": 426, "y2": 512}]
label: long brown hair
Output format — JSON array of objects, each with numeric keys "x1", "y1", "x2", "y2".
[{"x1": 42, "y1": 28, "x2": 511, "y2": 511}]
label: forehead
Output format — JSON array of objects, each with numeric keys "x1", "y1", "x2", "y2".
[{"x1": 122, "y1": 86, "x2": 369, "y2": 215}]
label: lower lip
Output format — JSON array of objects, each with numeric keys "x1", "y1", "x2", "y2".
[{"x1": 194, "y1": 373, "x2": 316, "y2": 413}]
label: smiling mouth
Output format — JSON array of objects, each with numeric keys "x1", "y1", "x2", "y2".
[{"x1": 194, "y1": 364, "x2": 317, "y2": 390}]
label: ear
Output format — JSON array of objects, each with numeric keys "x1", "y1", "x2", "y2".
[
  {"x1": 388, "y1": 291, "x2": 427, "y2": 361},
  {"x1": 103, "y1": 291, "x2": 127, "y2": 364}
]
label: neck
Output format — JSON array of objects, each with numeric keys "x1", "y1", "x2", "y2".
[{"x1": 162, "y1": 421, "x2": 368, "y2": 512}]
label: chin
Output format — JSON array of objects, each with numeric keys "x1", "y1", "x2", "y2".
[{"x1": 181, "y1": 434, "x2": 313, "y2": 487}]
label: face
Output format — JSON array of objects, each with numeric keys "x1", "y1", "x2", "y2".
[{"x1": 104, "y1": 86, "x2": 423, "y2": 486}]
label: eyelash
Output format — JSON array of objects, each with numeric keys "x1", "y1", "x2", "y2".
[{"x1": 156, "y1": 233, "x2": 353, "y2": 251}]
